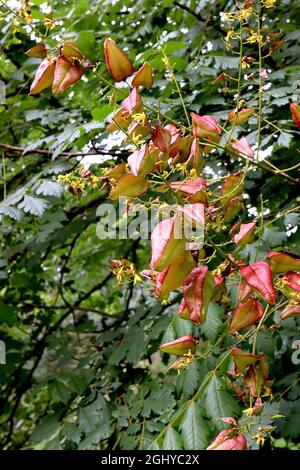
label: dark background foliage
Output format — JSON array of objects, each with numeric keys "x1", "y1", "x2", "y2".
[{"x1": 0, "y1": 0, "x2": 299, "y2": 449}]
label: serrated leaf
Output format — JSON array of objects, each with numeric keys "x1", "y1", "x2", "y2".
[
  {"x1": 35, "y1": 180, "x2": 64, "y2": 197},
  {"x1": 205, "y1": 376, "x2": 241, "y2": 431},
  {"x1": 202, "y1": 303, "x2": 225, "y2": 343},
  {"x1": 277, "y1": 132, "x2": 293, "y2": 148},
  {"x1": 179, "y1": 402, "x2": 210, "y2": 450},
  {"x1": 161, "y1": 313, "x2": 194, "y2": 344},
  {"x1": 162, "y1": 427, "x2": 183, "y2": 450},
  {"x1": 18, "y1": 196, "x2": 48, "y2": 216},
  {"x1": 0, "y1": 205, "x2": 22, "y2": 221}
]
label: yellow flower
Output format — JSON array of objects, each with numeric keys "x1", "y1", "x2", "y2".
[
  {"x1": 131, "y1": 132, "x2": 144, "y2": 146},
  {"x1": 263, "y1": 0, "x2": 276, "y2": 7},
  {"x1": 247, "y1": 30, "x2": 263, "y2": 44},
  {"x1": 243, "y1": 407, "x2": 254, "y2": 416},
  {"x1": 237, "y1": 7, "x2": 253, "y2": 21},
  {"x1": 162, "y1": 56, "x2": 171, "y2": 69},
  {"x1": 224, "y1": 12, "x2": 235, "y2": 21},
  {"x1": 254, "y1": 433, "x2": 265, "y2": 445},
  {"x1": 132, "y1": 112, "x2": 147, "y2": 127},
  {"x1": 90, "y1": 175, "x2": 100, "y2": 188},
  {"x1": 225, "y1": 30, "x2": 236, "y2": 42},
  {"x1": 72, "y1": 181, "x2": 85, "y2": 192},
  {"x1": 57, "y1": 174, "x2": 71, "y2": 183}
]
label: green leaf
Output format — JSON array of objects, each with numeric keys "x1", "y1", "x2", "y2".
[
  {"x1": 35, "y1": 180, "x2": 64, "y2": 197},
  {"x1": 205, "y1": 376, "x2": 241, "y2": 431},
  {"x1": 91, "y1": 104, "x2": 115, "y2": 122},
  {"x1": 18, "y1": 195, "x2": 48, "y2": 216},
  {"x1": 162, "y1": 427, "x2": 183, "y2": 450},
  {"x1": 277, "y1": 132, "x2": 293, "y2": 148},
  {"x1": 202, "y1": 303, "x2": 225, "y2": 343},
  {"x1": 179, "y1": 402, "x2": 210, "y2": 450}
]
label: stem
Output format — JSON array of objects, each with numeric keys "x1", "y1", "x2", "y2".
[
  {"x1": 252, "y1": 304, "x2": 270, "y2": 354},
  {"x1": 256, "y1": 1, "x2": 263, "y2": 162},
  {"x1": 172, "y1": 75, "x2": 191, "y2": 127},
  {"x1": 2, "y1": 152, "x2": 6, "y2": 201},
  {"x1": 225, "y1": 20, "x2": 243, "y2": 147}
]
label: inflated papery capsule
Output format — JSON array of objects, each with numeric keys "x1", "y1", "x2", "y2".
[
  {"x1": 207, "y1": 429, "x2": 247, "y2": 450},
  {"x1": 182, "y1": 266, "x2": 215, "y2": 324},
  {"x1": 159, "y1": 335, "x2": 197, "y2": 356},
  {"x1": 29, "y1": 59, "x2": 55, "y2": 94},
  {"x1": 290, "y1": 103, "x2": 300, "y2": 128},
  {"x1": 227, "y1": 107, "x2": 254, "y2": 125},
  {"x1": 52, "y1": 55, "x2": 84, "y2": 93},
  {"x1": 229, "y1": 297, "x2": 263, "y2": 332},
  {"x1": 240, "y1": 261, "x2": 277, "y2": 303},
  {"x1": 109, "y1": 172, "x2": 147, "y2": 200},
  {"x1": 26, "y1": 43, "x2": 47, "y2": 58},
  {"x1": 132, "y1": 62, "x2": 153, "y2": 88},
  {"x1": 267, "y1": 251, "x2": 300, "y2": 273},
  {"x1": 104, "y1": 38, "x2": 134, "y2": 82}
]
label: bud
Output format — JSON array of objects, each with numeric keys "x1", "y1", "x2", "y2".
[
  {"x1": 29, "y1": 59, "x2": 55, "y2": 94},
  {"x1": 170, "y1": 178, "x2": 208, "y2": 204},
  {"x1": 104, "y1": 38, "x2": 134, "y2": 82},
  {"x1": 61, "y1": 40, "x2": 84, "y2": 60},
  {"x1": 52, "y1": 55, "x2": 84, "y2": 93},
  {"x1": 240, "y1": 261, "x2": 277, "y2": 304},
  {"x1": 151, "y1": 124, "x2": 171, "y2": 152},
  {"x1": 231, "y1": 347, "x2": 263, "y2": 374},
  {"x1": 207, "y1": 429, "x2": 247, "y2": 451},
  {"x1": 121, "y1": 87, "x2": 142, "y2": 114},
  {"x1": 109, "y1": 172, "x2": 147, "y2": 200},
  {"x1": 267, "y1": 251, "x2": 300, "y2": 273},
  {"x1": 26, "y1": 43, "x2": 47, "y2": 58},
  {"x1": 150, "y1": 215, "x2": 187, "y2": 271},
  {"x1": 132, "y1": 62, "x2": 153, "y2": 88},
  {"x1": 221, "y1": 172, "x2": 244, "y2": 206},
  {"x1": 279, "y1": 303, "x2": 300, "y2": 320},
  {"x1": 159, "y1": 335, "x2": 197, "y2": 356},
  {"x1": 290, "y1": 103, "x2": 300, "y2": 128},
  {"x1": 244, "y1": 358, "x2": 269, "y2": 397},
  {"x1": 230, "y1": 137, "x2": 254, "y2": 158},
  {"x1": 155, "y1": 252, "x2": 196, "y2": 300},
  {"x1": 183, "y1": 266, "x2": 215, "y2": 324},
  {"x1": 127, "y1": 143, "x2": 155, "y2": 178},
  {"x1": 228, "y1": 107, "x2": 254, "y2": 125},
  {"x1": 231, "y1": 221, "x2": 256, "y2": 246},
  {"x1": 229, "y1": 297, "x2": 263, "y2": 332},
  {"x1": 191, "y1": 113, "x2": 221, "y2": 152}
]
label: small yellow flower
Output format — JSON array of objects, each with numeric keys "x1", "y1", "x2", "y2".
[
  {"x1": 132, "y1": 112, "x2": 147, "y2": 127},
  {"x1": 225, "y1": 29, "x2": 236, "y2": 42},
  {"x1": 72, "y1": 181, "x2": 85, "y2": 192},
  {"x1": 224, "y1": 12, "x2": 235, "y2": 21},
  {"x1": 44, "y1": 13, "x2": 55, "y2": 31},
  {"x1": 90, "y1": 175, "x2": 100, "y2": 188},
  {"x1": 162, "y1": 56, "x2": 171, "y2": 69},
  {"x1": 263, "y1": 0, "x2": 276, "y2": 8},
  {"x1": 237, "y1": 7, "x2": 253, "y2": 21},
  {"x1": 247, "y1": 30, "x2": 263, "y2": 45},
  {"x1": 57, "y1": 174, "x2": 71, "y2": 184},
  {"x1": 131, "y1": 132, "x2": 144, "y2": 146},
  {"x1": 243, "y1": 407, "x2": 254, "y2": 416},
  {"x1": 254, "y1": 433, "x2": 265, "y2": 445},
  {"x1": 189, "y1": 169, "x2": 198, "y2": 179}
]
